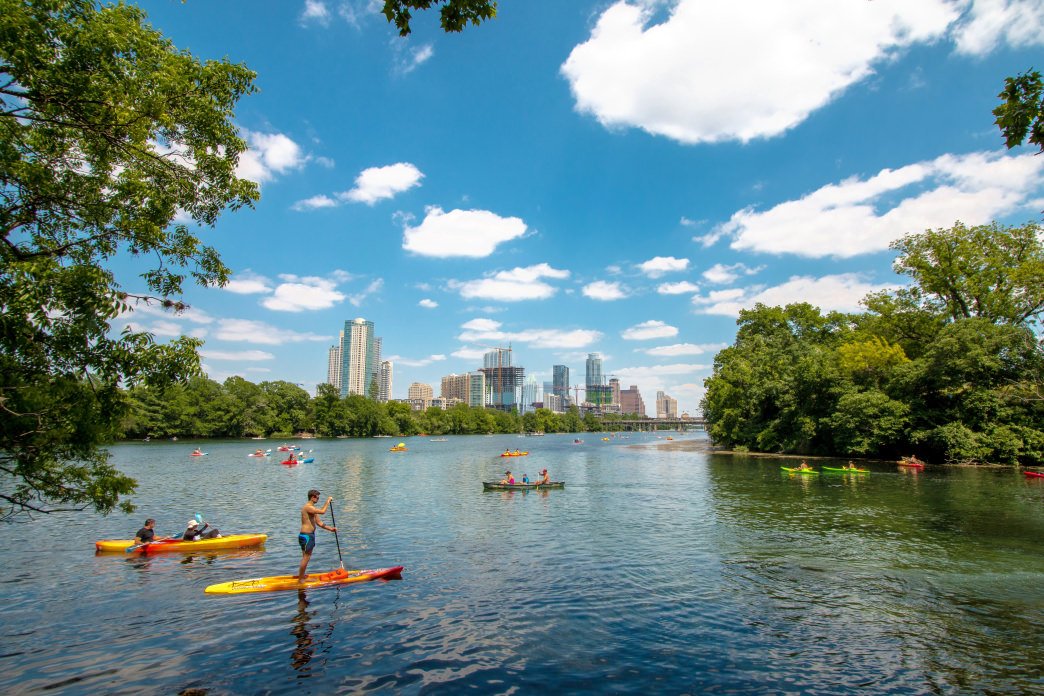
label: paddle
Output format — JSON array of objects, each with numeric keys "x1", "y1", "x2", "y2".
[{"x1": 328, "y1": 501, "x2": 345, "y2": 570}]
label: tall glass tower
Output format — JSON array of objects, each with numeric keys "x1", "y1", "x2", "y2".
[
  {"x1": 340, "y1": 318, "x2": 375, "y2": 398},
  {"x1": 552, "y1": 364, "x2": 569, "y2": 402},
  {"x1": 585, "y1": 353, "x2": 604, "y2": 404}
]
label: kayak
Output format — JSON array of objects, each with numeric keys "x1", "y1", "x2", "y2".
[
  {"x1": 204, "y1": 565, "x2": 404, "y2": 595},
  {"x1": 1024, "y1": 471, "x2": 1044, "y2": 479},
  {"x1": 822, "y1": 466, "x2": 869, "y2": 473},
  {"x1": 95, "y1": 533, "x2": 267, "y2": 554},
  {"x1": 499, "y1": 452, "x2": 529, "y2": 457},
  {"x1": 898, "y1": 458, "x2": 925, "y2": 468},
  {"x1": 781, "y1": 467, "x2": 818, "y2": 474},
  {"x1": 191, "y1": 452, "x2": 208, "y2": 456},
  {"x1": 483, "y1": 481, "x2": 564, "y2": 490}
]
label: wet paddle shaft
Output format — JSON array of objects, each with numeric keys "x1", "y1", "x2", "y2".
[{"x1": 328, "y1": 501, "x2": 344, "y2": 569}]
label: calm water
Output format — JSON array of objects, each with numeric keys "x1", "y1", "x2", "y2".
[{"x1": 1, "y1": 433, "x2": 1042, "y2": 694}]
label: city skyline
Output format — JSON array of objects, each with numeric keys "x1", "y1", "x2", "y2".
[{"x1": 115, "y1": 1, "x2": 1044, "y2": 417}]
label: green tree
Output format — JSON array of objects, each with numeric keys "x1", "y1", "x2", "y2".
[
  {"x1": 0, "y1": 0, "x2": 257, "y2": 517},
  {"x1": 994, "y1": 69, "x2": 1044, "y2": 152},
  {"x1": 383, "y1": 0, "x2": 497, "y2": 36}
]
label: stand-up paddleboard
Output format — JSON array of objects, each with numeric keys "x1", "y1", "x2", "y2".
[{"x1": 204, "y1": 565, "x2": 404, "y2": 594}]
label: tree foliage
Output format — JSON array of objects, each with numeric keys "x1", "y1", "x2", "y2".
[
  {"x1": 0, "y1": 0, "x2": 257, "y2": 518},
  {"x1": 994, "y1": 69, "x2": 1044, "y2": 152},
  {"x1": 382, "y1": 0, "x2": 497, "y2": 36},
  {"x1": 702, "y1": 221, "x2": 1044, "y2": 465}
]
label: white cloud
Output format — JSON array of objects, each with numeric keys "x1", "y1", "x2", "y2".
[
  {"x1": 385, "y1": 354, "x2": 446, "y2": 367},
  {"x1": 300, "y1": 0, "x2": 331, "y2": 25},
  {"x1": 702, "y1": 263, "x2": 761, "y2": 285},
  {"x1": 719, "y1": 150, "x2": 1044, "y2": 258},
  {"x1": 122, "y1": 300, "x2": 215, "y2": 325},
  {"x1": 395, "y1": 43, "x2": 435, "y2": 74},
  {"x1": 262, "y1": 274, "x2": 347, "y2": 312},
  {"x1": 622, "y1": 320, "x2": 679, "y2": 341},
  {"x1": 450, "y1": 263, "x2": 569, "y2": 301},
  {"x1": 638, "y1": 256, "x2": 689, "y2": 278},
  {"x1": 236, "y1": 130, "x2": 308, "y2": 183},
  {"x1": 582, "y1": 280, "x2": 628, "y2": 300},
  {"x1": 292, "y1": 194, "x2": 339, "y2": 211},
  {"x1": 214, "y1": 318, "x2": 331, "y2": 345},
  {"x1": 419, "y1": 298, "x2": 438, "y2": 308},
  {"x1": 561, "y1": 0, "x2": 960, "y2": 143},
  {"x1": 692, "y1": 273, "x2": 894, "y2": 316},
  {"x1": 199, "y1": 349, "x2": 275, "y2": 361},
  {"x1": 451, "y1": 346, "x2": 489, "y2": 360},
  {"x1": 953, "y1": 0, "x2": 1044, "y2": 55},
  {"x1": 657, "y1": 281, "x2": 700, "y2": 295},
  {"x1": 347, "y1": 279, "x2": 383, "y2": 307},
  {"x1": 342, "y1": 162, "x2": 424, "y2": 205},
  {"x1": 643, "y1": 342, "x2": 726, "y2": 357},
  {"x1": 224, "y1": 272, "x2": 273, "y2": 295},
  {"x1": 403, "y1": 206, "x2": 528, "y2": 257},
  {"x1": 457, "y1": 318, "x2": 602, "y2": 349}
]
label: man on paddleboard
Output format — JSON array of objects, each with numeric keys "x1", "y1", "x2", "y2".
[{"x1": 298, "y1": 489, "x2": 337, "y2": 580}]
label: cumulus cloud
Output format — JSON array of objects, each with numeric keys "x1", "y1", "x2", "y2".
[
  {"x1": 638, "y1": 256, "x2": 689, "y2": 278},
  {"x1": 347, "y1": 279, "x2": 383, "y2": 307},
  {"x1": 642, "y1": 343, "x2": 726, "y2": 357},
  {"x1": 450, "y1": 263, "x2": 569, "y2": 301},
  {"x1": 262, "y1": 273, "x2": 347, "y2": 312},
  {"x1": 403, "y1": 206, "x2": 528, "y2": 257},
  {"x1": 199, "y1": 349, "x2": 275, "y2": 361},
  {"x1": 300, "y1": 0, "x2": 331, "y2": 25},
  {"x1": 213, "y1": 318, "x2": 331, "y2": 345},
  {"x1": 717, "y1": 150, "x2": 1044, "y2": 258},
  {"x1": 342, "y1": 162, "x2": 424, "y2": 205},
  {"x1": 692, "y1": 273, "x2": 895, "y2": 316},
  {"x1": 952, "y1": 0, "x2": 1044, "y2": 55},
  {"x1": 419, "y1": 298, "x2": 438, "y2": 308},
  {"x1": 583, "y1": 280, "x2": 628, "y2": 300},
  {"x1": 622, "y1": 320, "x2": 679, "y2": 341},
  {"x1": 657, "y1": 281, "x2": 700, "y2": 295},
  {"x1": 561, "y1": 0, "x2": 970, "y2": 144},
  {"x1": 385, "y1": 354, "x2": 446, "y2": 367},
  {"x1": 702, "y1": 263, "x2": 762, "y2": 285},
  {"x1": 457, "y1": 318, "x2": 602, "y2": 349},
  {"x1": 292, "y1": 194, "x2": 339, "y2": 211},
  {"x1": 236, "y1": 130, "x2": 308, "y2": 183},
  {"x1": 224, "y1": 272, "x2": 273, "y2": 295}
]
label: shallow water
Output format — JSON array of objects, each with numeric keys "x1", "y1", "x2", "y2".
[{"x1": 1, "y1": 433, "x2": 1041, "y2": 694}]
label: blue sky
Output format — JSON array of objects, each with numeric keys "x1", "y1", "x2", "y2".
[{"x1": 119, "y1": 0, "x2": 1044, "y2": 415}]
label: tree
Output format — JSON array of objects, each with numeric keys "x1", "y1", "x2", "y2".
[
  {"x1": 889, "y1": 221, "x2": 1044, "y2": 329},
  {"x1": 382, "y1": 0, "x2": 497, "y2": 36},
  {"x1": 0, "y1": 0, "x2": 258, "y2": 518},
  {"x1": 994, "y1": 69, "x2": 1044, "y2": 152}
]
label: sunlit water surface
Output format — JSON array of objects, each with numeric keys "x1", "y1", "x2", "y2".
[{"x1": 1, "y1": 434, "x2": 1042, "y2": 694}]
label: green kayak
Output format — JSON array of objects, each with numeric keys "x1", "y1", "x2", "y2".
[
  {"x1": 822, "y1": 466, "x2": 869, "y2": 473},
  {"x1": 781, "y1": 467, "x2": 818, "y2": 474}
]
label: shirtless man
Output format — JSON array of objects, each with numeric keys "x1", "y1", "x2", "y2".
[
  {"x1": 537, "y1": 468, "x2": 550, "y2": 485},
  {"x1": 298, "y1": 489, "x2": 337, "y2": 580}
]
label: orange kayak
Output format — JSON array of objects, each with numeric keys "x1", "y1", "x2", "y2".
[{"x1": 204, "y1": 565, "x2": 404, "y2": 594}]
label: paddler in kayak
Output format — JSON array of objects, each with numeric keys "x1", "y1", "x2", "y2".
[
  {"x1": 499, "y1": 471, "x2": 514, "y2": 484},
  {"x1": 797, "y1": 460, "x2": 813, "y2": 472},
  {"x1": 133, "y1": 518, "x2": 172, "y2": 546},
  {"x1": 183, "y1": 518, "x2": 221, "y2": 540},
  {"x1": 537, "y1": 468, "x2": 550, "y2": 485},
  {"x1": 298, "y1": 489, "x2": 337, "y2": 580}
]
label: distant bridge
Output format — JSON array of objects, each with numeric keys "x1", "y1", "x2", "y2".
[{"x1": 608, "y1": 418, "x2": 705, "y2": 432}]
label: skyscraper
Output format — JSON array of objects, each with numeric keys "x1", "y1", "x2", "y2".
[
  {"x1": 378, "y1": 360, "x2": 393, "y2": 402},
  {"x1": 340, "y1": 318, "x2": 376, "y2": 398},
  {"x1": 585, "y1": 353, "x2": 610, "y2": 406},
  {"x1": 620, "y1": 385, "x2": 646, "y2": 416},
  {"x1": 480, "y1": 347, "x2": 524, "y2": 411},
  {"x1": 326, "y1": 337, "x2": 342, "y2": 391},
  {"x1": 656, "y1": 391, "x2": 678, "y2": 419},
  {"x1": 552, "y1": 364, "x2": 569, "y2": 403}
]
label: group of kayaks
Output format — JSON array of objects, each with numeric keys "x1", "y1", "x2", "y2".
[{"x1": 781, "y1": 465, "x2": 870, "y2": 475}]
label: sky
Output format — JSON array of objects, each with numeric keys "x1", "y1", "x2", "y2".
[{"x1": 119, "y1": 0, "x2": 1044, "y2": 415}]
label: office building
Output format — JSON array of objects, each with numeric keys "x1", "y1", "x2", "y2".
[
  {"x1": 378, "y1": 360, "x2": 393, "y2": 402},
  {"x1": 408, "y1": 382, "x2": 434, "y2": 409},
  {"x1": 339, "y1": 318, "x2": 377, "y2": 398},
  {"x1": 326, "y1": 339, "x2": 342, "y2": 391},
  {"x1": 552, "y1": 365, "x2": 570, "y2": 402},
  {"x1": 656, "y1": 391, "x2": 678, "y2": 419},
  {"x1": 480, "y1": 347, "x2": 524, "y2": 411},
  {"x1": 585, "y1": 353, "x2": 603, "y2": 404},
  {"x1": 620, "y1": 385, "x2": 646, "y2": 416}
]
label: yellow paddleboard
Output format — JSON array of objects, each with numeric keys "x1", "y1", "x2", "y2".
[{"x1": 204, "y1": 565, "x2": 404, "y2": 594}]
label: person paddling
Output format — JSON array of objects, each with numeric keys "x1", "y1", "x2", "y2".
[
  {"x1": 298, "y1": 489, "x2": 337, "y2": 580},
  {"x1": 537, "y1": 468, "x2": 550, "y2": 485},
  {"x1": 133, "y1": 518, "x2": 171, "y2": 546},
  {"x1": 500, "y1": 471, "x2": 514, "y2": 484},
  {"x1": 183, "y1": 518, "x2": 221, "y2": 540}
]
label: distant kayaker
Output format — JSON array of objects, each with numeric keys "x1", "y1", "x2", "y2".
[
  {"x1": 797, "y1": 460, "x2": 813, "y2": 471},
  {"x1": 845, "y1": 461, "x2": 858, "y2": 471},
  {"x1": 537, "y1": 469, "x2": 550, "y2": 485},
  {"x1": 133, "y1": 518, "x2": 170, "y2": 546},
  {"x1": 298, "y1": 489, "x2": 337, "y2": 580},
  {"x1": 183, "y1": 519, "x2": 221, "y2": 541},
  {"x1": 522, "y1": 473, "x2": 529, "y2": 484},
  {"x1": 500, "y1": 471, "x2": 515, "y2": 484}
]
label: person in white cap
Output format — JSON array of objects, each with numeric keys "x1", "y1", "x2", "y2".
[{"x1": 182, "y1": 518, "x2": 221, "y2": 541}]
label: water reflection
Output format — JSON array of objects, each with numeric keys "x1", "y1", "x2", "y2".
[{"x1": 290, "y1": 591, "x2": 316, "y2": 673}]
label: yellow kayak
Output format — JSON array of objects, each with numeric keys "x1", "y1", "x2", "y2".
[
  {"x1": 205, "y1": 565, "x2": 404, "y2": 594},
  {"x1": 95, "y1": 533, "x2": 268, "y2": 554}
]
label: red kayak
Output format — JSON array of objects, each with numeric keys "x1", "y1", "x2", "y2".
[
  {"x1": 898, "y1": 458, "x2": 925, "y2": 469},
  {"x1": 281, "y1": 459, "x2": 298, "y2": 466},
  {"x1": 1024, "y1": 471, "x2": 1044, "y2": 479}
]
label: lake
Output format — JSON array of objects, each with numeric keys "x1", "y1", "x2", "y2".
[{"x1": 1, "y1": 433, "x2": 1042, "y2": 694}]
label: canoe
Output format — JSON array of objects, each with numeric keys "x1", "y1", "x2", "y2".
[
  {"x1": 1024, "y1": 471, "x2": 1044, "y2": 479},
  {"x1": 483, "y1": 481, "x2": 564, "y2": 490},
  {"x1": 204, "y1": 565, "x2": 404, "y2": 595},
  {"x1": 822, "y1": 466, "x2": 869, "y2": 473},
  {"x1": 781, "y1": 467, "x2": 818, "y2": 474},
  {"x1": 499, "y1": 452, "x2": 529, "y2": 457},
  {"x1": 95, "y1": 533, "x2": 268, "y2": 554}
]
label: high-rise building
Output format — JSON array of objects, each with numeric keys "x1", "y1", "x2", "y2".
[
  {"x1": 340, "y1": 318, "x2": 377, "y2": 398},
  {"x1": 326, "y1": 337, "x2": 342, "y2": 391},
  {"x1": 620, "y1": 384, "x2": 646, "y2": 416},
  {"x1": 522, "y1": 376, "x2": 539, "y2": 412},
  {"x1": 585, "y1": 353, "x2": 602, "y2": 404},
  {"x1": 468, "y1": 371, "x2": 486, "y2": 408},
  {"x1": 378, "y1": 360, "x2": 393, "y2": 402},
  {"x1": 609, "y1": 378, "x2": 621, "y2": 407},
  {"x1": 441, "y1": 373, "x2": 469, "y2": 402},
  {"x1": 372, "y1": 337, "x2": 382, "y2": 396},
  {"x1": 480, "y1": 347, "x2": 524, "y2": 411},
  {"x1": 408, "y1": 382, "x2": 433, "y2": 409},
  {"x1": 552, "y1": 365, "x2": 569, "y2": 401},
  {"x1": 656, "y1": 391, "x2": 678, "y2": 419}
]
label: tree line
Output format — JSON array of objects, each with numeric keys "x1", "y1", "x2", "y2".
[
  {"x1": 701, "y1": 221, "x2": 1044, "y2": 465},
  {"x1": 122, "y1": 379, "x2": 656, "y2": 440}
]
